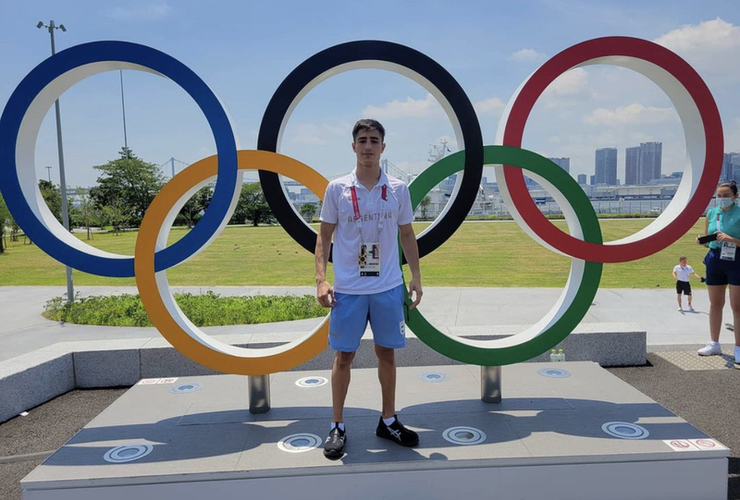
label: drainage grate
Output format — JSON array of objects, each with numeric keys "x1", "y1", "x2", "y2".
[
  {"x1": 277, "y1": 433, "x2": 322, "y2": 453},
  {"x1": 537, "y1": 368, "x2": 571, "y2": 378},
  {"x1": 419, "y1": 372, "x2": 448, "y2": 383},
  {"x1": 442, "y1": 426, "x2": 486, "y2": 445},
  {"x1": 103, "y1": 444, "x2": 154, "y2": 463},
  {"x1": 601, "y1": 422, "x2": 649, "y2": 440},
  {"x1": 295, "y1": 376, "x2": 329, "y2": 388}
]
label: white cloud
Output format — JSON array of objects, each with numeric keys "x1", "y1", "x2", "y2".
[
  {"x1": 512, "y1": 48, "x2": 546, "y2": 61},
  {"x1": 111, "y1": 2, "x2": 172, "y2": 20},
  {"x1": 653, "y1": 18, "x2": 740, "y2": 85},
  {"x1": 289, "y1": 123, "x2": 347, "y2": 146},
  {"x1": 584, "y1": 103, "x2": 678, "y2": 126},
  {"x1": 544, "y1": 68, "x2": 589, "y2": 97},
  {"x1": 655, "y1": 18, "x2": 740, "y2": 52},
  {"x1": 363, "y1": 93, "x2": 442, "y2": 119},
  {"x1": 473, "y1": 97, "x2": 505, "y2": 116}
]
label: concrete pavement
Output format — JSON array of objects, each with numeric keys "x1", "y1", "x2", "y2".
[{"x1": 0, "y1": 285, "x2": 736, "y2": 363}]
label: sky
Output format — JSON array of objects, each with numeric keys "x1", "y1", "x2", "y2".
[{"x1": 1, "y1": 0, "x2": 739, "y2": 190}]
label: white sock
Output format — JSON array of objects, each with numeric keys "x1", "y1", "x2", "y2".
[
  {"x1": 734, "y1": 346, "x2": 740, "y2": 359},
  {"x1": 331, "y1": 422, "x2": 345, "y2": 432},
  {"x1": 383, "y1": 416, "x2": 396, "y2": 426}
]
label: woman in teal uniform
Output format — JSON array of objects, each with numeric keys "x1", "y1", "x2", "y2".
[{"x1": 697, "y1": 180, "x2": 740, "y2": 364}]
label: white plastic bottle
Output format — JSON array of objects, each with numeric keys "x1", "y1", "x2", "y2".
[
  {"x1": 558, "y1": 349, "x2": 565, "y2": 362},
  {"x1": 550, "y1": 349, "x2": 557, "y2": 362}
]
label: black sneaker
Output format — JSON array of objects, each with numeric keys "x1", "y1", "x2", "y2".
[
  {"x1": 375, "y1": 415, "x2": 419, "y2": 447},
  {"x1": 324, "y1": 426, "x2": 346, "y2": 459}
]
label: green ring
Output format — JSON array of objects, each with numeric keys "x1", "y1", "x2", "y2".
[{"x1": 404, "y1": 145, "x2": 603, "y2": 366}]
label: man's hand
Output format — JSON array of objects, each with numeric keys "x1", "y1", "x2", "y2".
[
  {"x1": 407, "y1": 277, "x2": 423, "y2": 310},
  {"x1": 317, "y1": 280, "x2": 335, "y2": 308}
]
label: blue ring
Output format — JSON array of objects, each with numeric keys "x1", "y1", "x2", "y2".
[{"x1": 0, "y1": 41, "x2": 238, "y2": 277}]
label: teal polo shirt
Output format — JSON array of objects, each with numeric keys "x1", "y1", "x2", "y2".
[{"x1": 707, "y1": 204, "x2": 740, "y2": 249}]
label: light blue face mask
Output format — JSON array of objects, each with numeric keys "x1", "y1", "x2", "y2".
[{"x1": 718, "y1": 197, "x2": 736, "y2": 208}]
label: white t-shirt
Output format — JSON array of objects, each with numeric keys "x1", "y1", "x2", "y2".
[
  {"x1": 673, "y1": 264, "x2": 694, "y2": 282},
  {"x1": 320, "y1": 169, "x2": 414, "y2": 295}
]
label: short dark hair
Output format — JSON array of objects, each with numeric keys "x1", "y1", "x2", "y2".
[
  {"x1": 719, "y1": 180, "x2": 738, "y2": 195},
  {"x1": 679, "y1": 256, "x2": 687, "y2": 262},
  {"x1": 352, "y1": 119, "x2": 385, "y2": 141}
]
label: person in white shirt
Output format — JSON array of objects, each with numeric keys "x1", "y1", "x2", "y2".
[
  {"x1": 672, "y1": 256, "x2": 702, "y2": 312},
  {"x1": 315, "y1": 119, "x2": 423, "y2": 460}
]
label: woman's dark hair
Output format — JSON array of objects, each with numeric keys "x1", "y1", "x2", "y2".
[{"x1": 719, "y1": 179, "x2": 738, "y2": 195}]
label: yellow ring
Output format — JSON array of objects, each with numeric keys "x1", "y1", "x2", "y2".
[{"x1": 135, "y1": 150, "x2": 329, "y2": 375}]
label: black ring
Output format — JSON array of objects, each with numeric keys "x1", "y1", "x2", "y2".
[{"x1": 257, "y1": 40, "x2": 483, "y2": 260}]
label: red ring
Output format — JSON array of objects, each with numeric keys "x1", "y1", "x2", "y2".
[{"x1": 502, "y1": 37, "x2": 723, "y2": 263}]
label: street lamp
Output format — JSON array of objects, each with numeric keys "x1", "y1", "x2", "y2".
[
  {"x1": 37, "y1": 20, "x2": 74, "y2": 303},
  {"x1": 45, "y1": 166, "x2": 52, "y2": 182}
]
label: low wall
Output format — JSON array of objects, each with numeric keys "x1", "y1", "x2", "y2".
[{"x1": 0, "y1": 322, "x2": 645, "y2": 423}]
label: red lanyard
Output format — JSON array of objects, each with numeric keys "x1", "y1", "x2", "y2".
[{"x1": 350, "y1": 184, "x2": 388, "y2": 242}]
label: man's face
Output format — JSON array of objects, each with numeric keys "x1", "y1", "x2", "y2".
[
  {"x1": 352, "y1": 129, "x2": 385, "y2": 168},
  {"x1": 681, "y1": 260, "x2": 687, "y2": 267}
]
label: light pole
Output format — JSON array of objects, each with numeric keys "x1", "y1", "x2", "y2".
[
  {"x1": 38, "y1": 20, "x2": 74, "y2": 303},
  {"x1": 45, "y1": 166, "x2": 52, "y2": 182},
  {"x1": 120, "y1": 70, "x2": 129, "y2": 154}
]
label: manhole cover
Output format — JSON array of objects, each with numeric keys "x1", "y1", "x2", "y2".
[
  {"x1": 442, "y1": 426, "x2": 486, "y2": 445},
  {"x1": 104, "y1": 444, "x2": 154, "y2": 463},
  {"x1": 601, "y1": 422, "x2": 649, "y2": 440},
  {"x1": 170, "y1": 382, "x2": 203, "y2": 394},
  {"x1": 277, "y1": 433, "x2": 322, "y2": 453},
  {"x1": 537, "y1": 368, "x2": 571, "y2": 378},
  {"x1": 295, "y1": 376, "x2": 329, "y2": 388},
  {"x1": 419, "y1": 372, "x2": 448, "y2": 383}
]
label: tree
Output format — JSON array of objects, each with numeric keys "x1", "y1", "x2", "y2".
[
  {"x1": 299, "y1": 202, "x2": 317, "y2": 222},
  {"x1": 89, "y1": 148, "x2": 166, "y2": 227},
  {"x1": 101, "y1": 198, "x2": 134, "y2": 235},
  {"x1": 38, "y1": 179, "x2": 63, "y2": 224},
  {"x1": 229, "y1": 183, "x2": 275, "y2": 226},
  {"x1": 420, "y1": 195, "x2": 432, "y2": 220},
  {"x1": 70, "y1": 188, "x2": 101, "y2": 240},
  {"x1": 176, "y1": 185, "x2": 212, "y2": 228},
  {"x1": 0, "y1": 192, "x2": 10, "y2": 253}
]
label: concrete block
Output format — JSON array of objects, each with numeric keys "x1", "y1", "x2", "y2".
[
  {"x1": 0, "y1": 351, "x2": 74, "y2": 423},
  {"x1": 71, "y1": 339, "x2": 149, "y2": 388}
]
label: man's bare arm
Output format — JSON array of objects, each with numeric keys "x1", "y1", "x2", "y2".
[
  {"x1": 399, "y1": 223, "x2": 422, "y2": 309},
  {"x1": 315, "y1": 222, "x2": 336, "y2": 307}
]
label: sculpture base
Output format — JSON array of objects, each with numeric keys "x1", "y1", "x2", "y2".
[{"x1": 21, "y1": 362, "x2": 728, "y2": 500}]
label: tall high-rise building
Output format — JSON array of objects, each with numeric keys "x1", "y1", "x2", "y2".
[
  {"x1": 547, "y1": 157, "x2": 570, "y2": 173},
  {"x1": 577, "y1": 173, "x2": 587, "y2": 185},
  {"x1": 723, "y1": 153, "x2": 740, "y2": 181},
  {"x1": 590, "y1": 174, "x2": 596, "y2": 185},
  {"x1": 640, "y1": 142, "x2": 662, "y2": 184},
  {"x1": 595, "y1": 148, "x2": 617, "y2": 185},
  {"x1": 625, "y1": 146, "x2": 640, "y2": 185}
]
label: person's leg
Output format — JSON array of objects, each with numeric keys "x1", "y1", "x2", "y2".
[
  {"x1": 729, "y1": 286, "x2": 740, "y2": 346},
  {"x1": 332, "y1": 350, "x2": 356, "y2": 423},
  {"x1": 375, "y1": 344, "x2": 396, "y2": 419},
  {"x1": 707, "y1": 285, "x2": 726, "y2": 343},
  {"x1": 687, "y1": 288, "x2": 693, "y2": 309},
  {"x1": 677, "y1": 293, "x2": 682, "y2": 309}
]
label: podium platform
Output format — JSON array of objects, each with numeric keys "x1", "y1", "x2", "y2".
[{"x1": 21, "y1": 362, "x2": 729, "y2": 500}]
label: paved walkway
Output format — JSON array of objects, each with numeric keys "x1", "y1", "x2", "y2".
[{"x1": 1, "y1": 285, "x2": 736, "y2": 362}]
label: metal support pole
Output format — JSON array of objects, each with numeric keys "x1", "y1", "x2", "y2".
[
  {"x1": 248, "y1": 375, "x2": 271, "y2": 414},
  {"x1": 480, "y1": 365, "x2": 501, "y2": 404}
]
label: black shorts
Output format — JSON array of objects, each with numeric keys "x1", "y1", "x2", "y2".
[{"x1": 676, "y1": 281, "x2": 692, "y2": 295}]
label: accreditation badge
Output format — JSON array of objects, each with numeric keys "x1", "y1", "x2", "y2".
[
  {"x1": 359, "y1": 242, "x2": 381, "y2": 277},
  {"x1": 720, "y1": 241, "x2": 736, "y2": 261}
]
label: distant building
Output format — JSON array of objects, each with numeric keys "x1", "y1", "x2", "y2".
[
  {"x1": 590, "y1": 174, "x2": 596, "y2": 185},
  {"x1": 547, "y1": 157, "x2": 570, "y2": 173},
  {"x1": 723, "y1": 153, "x2": 740, "y2": 181},
  {"x1": 625, "y1": 146, "x2": 640, "y2": 185},
  {"x1": 577, "y1": 173, "x2": 587, "y2": 185},
  {"x1": 595, "y1": 148, "x2": 617, "y2": 185},
  {"x1": 640, "y1": 142, "x2": 662, "y2": 184}
]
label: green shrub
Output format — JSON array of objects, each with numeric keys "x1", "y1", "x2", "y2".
[{"x1": 43, "y1": 291, "x2": 326, "y2": 327}]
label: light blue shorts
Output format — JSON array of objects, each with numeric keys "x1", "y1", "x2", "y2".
[{"x1": 329, "y1": 284, "x2": 406, "y2": 352}]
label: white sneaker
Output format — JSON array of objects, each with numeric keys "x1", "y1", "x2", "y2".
[
  {"x1": 697, "y1": 342, "x2": 721, "y2": 356},
  {"x1": 678, "y1": 307, "x2": 682, "y2": 312}
]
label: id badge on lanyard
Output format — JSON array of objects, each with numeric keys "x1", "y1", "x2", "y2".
[
  {"x1": 351, "y1": 185, "x2": 387, "y2": 277},
  {"x1": 717, "y1": 212, "x2": 736, "y2": 261}
]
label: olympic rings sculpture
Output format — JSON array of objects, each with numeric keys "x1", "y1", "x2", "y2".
[{"x1": 0, "y1": 37, "x2": 722, "y2": 374}]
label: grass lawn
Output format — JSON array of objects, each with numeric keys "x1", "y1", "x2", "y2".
[{"x1": 0, "y1": 219, "x2": 709, "y2": 289}]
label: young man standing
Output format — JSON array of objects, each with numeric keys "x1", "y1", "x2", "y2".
[
  {"x1": 672, "y1": 256, "x2": 702, "y2": 312},
  {"x1": 315, "y1": 119, "x2": 423, "y2": 460}
]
